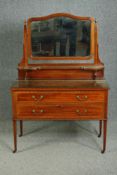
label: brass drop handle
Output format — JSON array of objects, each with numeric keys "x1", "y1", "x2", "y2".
[
  {"x1": 76, "y1": 109, "x2": 88, "y2": 114},
  {"x1": 76, "y1": 95, "x2": 88, "y2": 101},
  {"x1": 32, "y1": 95, "x2": 44, "y2": 101},
  {"x1": 32, "y1": 109, "x2": 44, "y2": 113}
]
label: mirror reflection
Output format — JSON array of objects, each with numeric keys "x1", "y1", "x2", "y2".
[{"x1": 31, "y1": 17, "x2": 91, "y2": 57}]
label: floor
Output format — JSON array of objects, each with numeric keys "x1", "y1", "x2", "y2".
[{"x1": 0, "y1": 119, "x2": 117, "y2": 175}]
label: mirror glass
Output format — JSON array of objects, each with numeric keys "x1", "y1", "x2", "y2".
[{"x1": 31, "y1": 17, "x2": 91, "y2": 57}]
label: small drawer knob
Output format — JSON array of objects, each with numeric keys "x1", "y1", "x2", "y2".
[{"x1": 32, "y1": 109, "x2": 36, "y2": 113}]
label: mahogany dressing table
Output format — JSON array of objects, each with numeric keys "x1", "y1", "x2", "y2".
[{"x1": 11, "y1": 13, "x2": 109, "y2": 153}]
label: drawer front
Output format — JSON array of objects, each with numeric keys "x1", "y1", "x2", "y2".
[
  {"x1": 16, "y1": 103, "x2": 104, "y2": 120},
  {"x1": 17, "y1": 91, "x2": 105, "y2": 103}
]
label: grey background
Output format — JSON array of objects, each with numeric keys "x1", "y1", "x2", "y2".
[
  {"x1": 0, "y1": 1, "x2": 117, "y2": 175},
  {"x1": 0, "y1": 0, "x2": 117, "y2": 120}
]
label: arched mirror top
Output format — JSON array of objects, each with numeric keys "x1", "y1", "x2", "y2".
[{"x1": 26, "y1": 13, "x2": 95, "y2": 61}]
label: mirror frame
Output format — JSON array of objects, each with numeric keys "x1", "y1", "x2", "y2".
[{"x1": 27, "y1": 13, "x2": 95, "y2": 60}]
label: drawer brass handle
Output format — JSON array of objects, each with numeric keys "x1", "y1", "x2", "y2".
[
  {"x1": 76, "y1": 109, "x2": 88, "y2": 114},
  {"x1": 32, "y1": 95, "x2": 44, "y2": 101},
  {"x1": 32, "y1": 109, "x2": 44, "y2": 113},
  {"x1": 76, "y1": 95, "x2": 88, "y2": 101}
]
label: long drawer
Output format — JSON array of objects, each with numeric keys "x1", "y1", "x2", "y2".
[
  {"x1": 16, "y1": 103, "x2": 104, "y2": 120},
  {"x1": 17, "y1": 91, "x2": 105, "y2": 103}
]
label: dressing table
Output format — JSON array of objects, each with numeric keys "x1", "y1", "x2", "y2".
[{"x1": 11, "y1": 13, "x2": 109, "y2": 153}]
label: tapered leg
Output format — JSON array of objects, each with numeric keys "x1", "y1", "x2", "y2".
[
  {"x1": 19, "y1": 120, "x2": 23, "y2": 137},
  {"x1": 98, "y1": 120, "x2": 102, "y2": 137},
  {"x1": 13, "y1": 120, "x2": 17, "y2": 153},
  {"x1": 101, "y1": 120, "x2": 107, "y2": 153}
]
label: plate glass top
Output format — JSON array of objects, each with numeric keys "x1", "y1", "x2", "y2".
[{"x1": 11, "y1": 80, "x2": 109, "y2": 89}]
